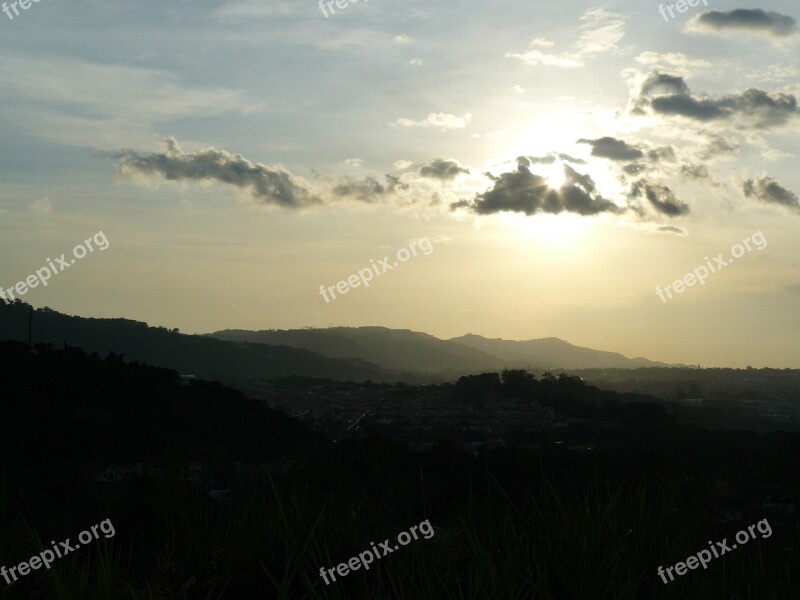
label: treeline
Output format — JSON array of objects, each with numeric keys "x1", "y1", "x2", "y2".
[
  {"x1": 0, "y1": 341, "x2": 325, "y2": 490},
  {"x1": 455, "y1": 369, "x2": 675, "y2": 426}
]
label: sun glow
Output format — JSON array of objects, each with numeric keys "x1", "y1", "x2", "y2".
[
  {"x1": 543, "y1": 159, "x2": 566, "y2": 189},
  {"x1": 499, "y1": 211, "x2": 595, "y2": 251}
]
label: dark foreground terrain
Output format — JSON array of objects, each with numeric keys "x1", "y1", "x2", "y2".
[{"x1": 0, "y1": 341, "x2": 798, "y2": 599}]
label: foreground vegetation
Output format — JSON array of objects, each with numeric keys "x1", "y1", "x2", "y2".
[{"x1": 0, "y1": 342, "x2": 798, "y2": 599}]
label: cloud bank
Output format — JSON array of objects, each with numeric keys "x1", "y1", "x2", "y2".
[
  {"x1": 688, "y1": 9, "x2": 799, "y2": 41},
  {"x1": 452, "y1": 157, "x2": 623, "y2": 217},
  {"x1": 115, "y1": 138, "x2": 321, "y2": 208}
]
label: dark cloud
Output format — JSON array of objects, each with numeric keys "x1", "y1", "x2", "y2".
[
  {"x1": 629, "y1": 181, "x2": 690, "y2": 217},
  {"x1": 631, "y1": 72, "x2": 690, "y2": 114},
  {"x1": 115, "y1": 138, "x2": 419, "y2": 207},
  {"x1": 689, "y1": 9, "x2": 798, "y2": 40},
  {"x1": 331, "y1": 175, "x2": 406, "y2": 203},
  {"x1": 452, "y1": 160, "x2": 622, "y2": 217},
  {"x1": 657, "y1": 225, "x2": 687, "y2": 235},
  {"x1": 634, "y1": 72, "x2": 798, "y2": 130},
  {"x1": 699, "y1": 135, "x2": 740, "y2": 160},
  {"x1": 332, "y1": 177, "x2": 390, "y2": 203},
  {"x1": 743, "y1": 175, "x2": 800, "y2": 212},
  {"x1": 680, "y1": 164, "x2": 710, "y2": 179},
  {"x1": 647, "y1": 146, "x2": 676, "y2": 162},
  {"x1": 115, "y1": 137, "x2": 321, "y2": 207},
  {"x1": 556, "y1": 152, "x2": 587, "y2": 164},
  {"x1": 525, "y1": 153, "x2": 586, "y2": 165},
  {"x1": 577, "y1": 137, "x2": 644, "y2": 161},
  {"x1": 623, "y1": 163, "x2": 646, "y2": 175},
  {"x1": 640, "y1": 72, "x2": 690, "y2": 97},
  {"x1": 418, "y1": 158, "x2": 469, "y2": 180},
  {"x1": 650, "y1": 94, "x2": 728, "y2": 121}
]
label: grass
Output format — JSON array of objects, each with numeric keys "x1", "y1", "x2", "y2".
[{"x1": 0, "y1": 452, "x2": 797, "y2": 600}]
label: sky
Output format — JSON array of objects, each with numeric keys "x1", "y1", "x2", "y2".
[{"x1": 1, "y1": 0, "x2": 799, "y2": 367}]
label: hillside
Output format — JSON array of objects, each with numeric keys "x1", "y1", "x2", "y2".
[
  {"x1": 209, "y1": 326, "x2": 505, "y2": 374},
  {"x1": 0, "y1": 302, "x2": 399, "y2": 382},
  {"x1": 449, "y1": 334, "x2": 669, "y2": 369}
]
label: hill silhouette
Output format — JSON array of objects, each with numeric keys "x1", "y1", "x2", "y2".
[
  {"x1": 450, "y1": 333, "x2": 670, "y2": 369},
  {"x1": 208, "y1": 326, "x2": 504, "y2": 374},
  {"x1": 0, "y1": 302, "x2": 399, "y2": 381},
  {"x1": 209, "y1": 327, "x2": 670, "y2": 373}
]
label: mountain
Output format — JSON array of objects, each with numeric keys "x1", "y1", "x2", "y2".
[
  {"x1": 0, "y1": 302, "x2": 401, "y2": 382},
  {"x1": 208, "y1": 326, "x2": 504, "y2": 375},
  {"x1": 0, "y1": 302, "x2": 670, "y2": 382},
  {"x1": 449, "y1": 334, "x2": 670, "y2": 369},
  {"x1": 208, "y1": 327, "x2": 669, "y2": 373}
]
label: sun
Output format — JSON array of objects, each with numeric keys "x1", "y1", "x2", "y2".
[{"x1": 542, "y1": 159, "x2": 566, "y2": 189}]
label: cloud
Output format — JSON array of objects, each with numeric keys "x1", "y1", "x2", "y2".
[
  {"x1": 746, "y1": 65, "x2": 800, "y2": 86},
  {"x1": 640, "y1": 72, "x2": 691, "y2": 97},
  {"x1": 635, "y1": 52, "x2": 711, "y2": 70},
  {"x1": 524, "y1": 153, "x2": 586, "y2": 165},
  {"x1": 762, "y1": 148, "x2": 794, "y2": 161},
  {"x1": 647, "y1": 146, "x2": 677, "y2": 162},
  {"x1": 470, "y1": 130, "x2": 503, "y2": 139},
  {"x1": 330, "y1": 175, "x2": 407, "y2": 203},
  {"x1": 622, "y1": 163, "x2": 646, "y2": 176},
  {"x1": 506, "y1": 8, "x2": 626, "y2": 68},
  {"x1": 409, "y1": 58, "x2": 423, "y2": 66},
  {"x1": 30, "y1": 197, "x2": 53, "y2": 213},
  {"x1": 115, "y1": 138, "x2": 321, "y2": 208},
  {"x1": 688, "y1": 9, "x2": 799, "y2": 41},
  {"x1": 392, "y1": 112, "x2": 472, "y2": 130},
  {"x1": 452, "y1": 158, "x2": 623, "y2": 217},
  {"x1": 506, "y1": 44, "x2": 584, "y2": 68},
  {"x1": 629, "y1": 181, "x2": 690, "y2": 217},
  {"x1": 698, "y1": 135, "x2": 740, "y2": 160},
  {"x1": 418, "y1": 159, "x2": 469, "y2": 180},
  {"x1": 577, "y1": 136, "x2": 644, "y2": 161},
  {"x1": 394, "y1": 160, "x2": 413, "y2": 170},
  {"x1": 215, "y1": 1, "x2": 305, "y2": 19},
  {"x1": 343, "y1": 158, "x2": 363, "y2": 168},
  {"x1": 0, "y1": 57, "x2": 255, "y2": 148},
  {"x1": 633, "y1": 71, "x2": 798, "y2": 130},
  {"x1": 743, "y1": 175, "x2": 800, "y2": 213},
  {"x1": 393, "y1": 34, "x2": 413, "y2": 44},
  {"x1": 574, "y1": 8, "x2": 627, "y2": 55},
  {"x1": 657, "y1": 225, "x2": 687, "y2": 236},
  {"x1": 680, "y1": 164, "x2": 710, "y2": 180}
]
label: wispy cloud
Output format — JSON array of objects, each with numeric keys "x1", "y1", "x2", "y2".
[
  {"x1": 392, "y1": 112, "x2": 472, "y2": 130},
  {"x1": 506, "y1": 9, "x2": 627, "y2": 68}
]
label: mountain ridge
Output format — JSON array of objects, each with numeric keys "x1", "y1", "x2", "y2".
[{"x1": 209, "y1": 326, "x2": 673, "y2": 372}]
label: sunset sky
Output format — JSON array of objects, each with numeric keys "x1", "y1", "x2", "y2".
[{"x1": 1, "y1": 0, "x2": 799, "y2": 367}]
